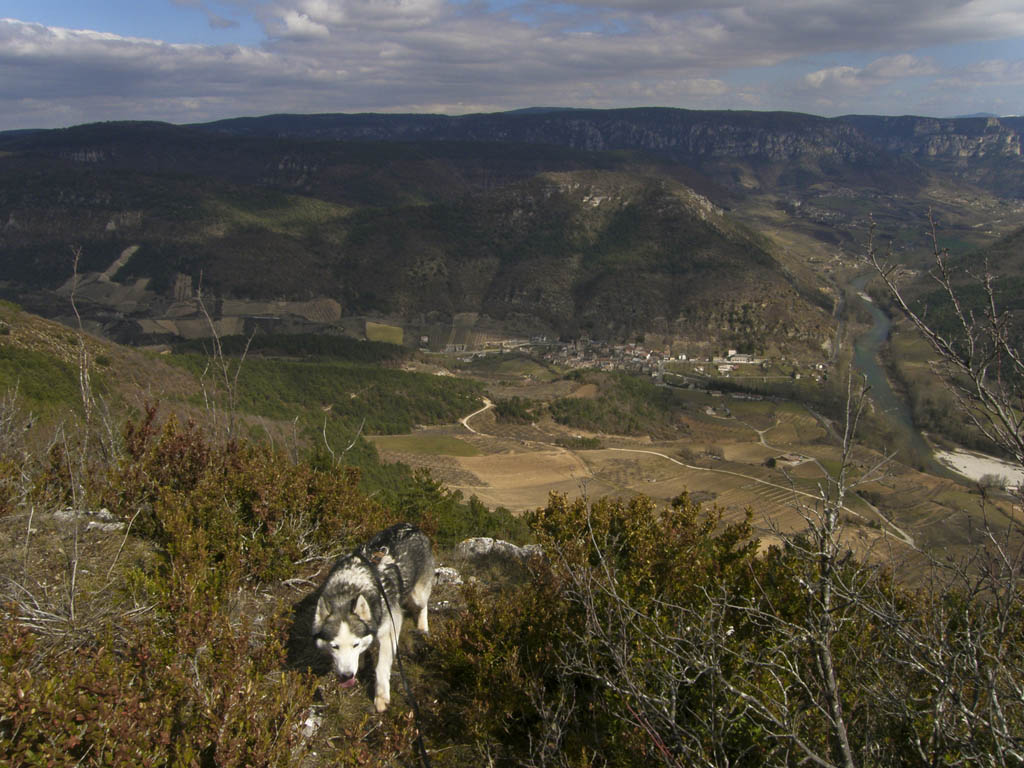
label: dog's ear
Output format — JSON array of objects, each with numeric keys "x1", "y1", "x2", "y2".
[
  {"x1": 352, "y1": 594, "x2": 372, "y2": 623},
  {"x1": 312, "y1": 595, "x2": 330, "y2": 636}
]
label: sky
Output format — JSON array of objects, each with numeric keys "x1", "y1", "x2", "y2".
[{"x1": 1, "y1": 0, "x2": 1023, "y2": 130}]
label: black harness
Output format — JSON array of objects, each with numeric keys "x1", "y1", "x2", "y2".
[{"x1": 356, "y1": 547, "x2": 432, "y2": 768}]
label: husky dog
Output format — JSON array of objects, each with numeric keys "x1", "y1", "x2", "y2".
[{"x1": 312, "y1": 523, "x2": 434, "y2": 712}]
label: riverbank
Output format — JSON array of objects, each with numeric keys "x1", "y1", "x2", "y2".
[{"x1": 934, "y1": 448, "x2": 1024, "y2": 490}]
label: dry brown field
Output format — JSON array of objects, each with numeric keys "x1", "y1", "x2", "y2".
[
  {"x1": 369, "y1": 373, "x2": 1020, "y2": 565},
  {"x1": 566, "y1": 382, "x2": 600, "y2": 399}
]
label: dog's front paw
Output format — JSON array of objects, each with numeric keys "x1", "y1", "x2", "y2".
[{"x1": 374, "y1": 694, "x2": 390, "y2": 712}]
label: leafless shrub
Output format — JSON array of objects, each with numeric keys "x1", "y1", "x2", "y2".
[
  {"x1": 195, "y1": 273, "x2": 253, "y2": 441},
  {"x1": 866, "y1": 212, "x2": 1024, "y2": 487},
  {"x1": 864, "y1": 213, "x2": 1024, "y2": 765}
]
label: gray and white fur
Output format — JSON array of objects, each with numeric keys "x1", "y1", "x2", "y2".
[{"x1": 312, "y1": 523, "x2": 434, "y2": 712}]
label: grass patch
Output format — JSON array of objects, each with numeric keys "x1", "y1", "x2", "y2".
[
  {"x1": 371, "y1": 433, "x2": 481, "y2": 456},
  {"x1": 933, "y1": 487, "x2": 982, "y2": 510},
  {"x1": 0, "y1": 344, "x2": 84, "y2": 412},
  {"x1": 204, "y1": 191, "x2": 349, "y2": 235},
  {"x1": 365, "y1": 321, "x2": 403, "y2": 345},
  {"x1": 466, "y1": 353, "x2": 558, "y2": 381},
  {"x1": 819, "y1": 458, "x2": 844, "y2": 477}
]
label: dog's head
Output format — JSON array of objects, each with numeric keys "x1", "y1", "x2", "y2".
[{"x1": 312, "y1": 593, "x2": 375, "y2": 687}]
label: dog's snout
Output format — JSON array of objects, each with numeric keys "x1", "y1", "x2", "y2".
[{"x1": 337, "y1": 671, "x2": 358, "y2": 688}]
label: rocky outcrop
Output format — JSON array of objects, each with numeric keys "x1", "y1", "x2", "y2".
[
  {"x1": 840, "y1": 115, "x2": 1023, "y2": 161},
  {"x1": 53, "y1": 507, "x2": 126, "y2": 532},
  {"x1": 433, "y1": 566, "x2": 464, "y2": 585},
  {"x1": 455, "y1": 537, "x2": 543, "y2": 563},
  {"x1": 15, "y1": 107, "x2": 1024, "y2": 187}
]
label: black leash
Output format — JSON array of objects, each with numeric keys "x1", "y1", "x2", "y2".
[{"x1": 357, "y1": 549, "x2": 433, "y2": 768}]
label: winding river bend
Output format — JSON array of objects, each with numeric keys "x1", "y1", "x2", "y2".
[{"x1": 849, "y1": 273, "x2": 936, "y2": 469}]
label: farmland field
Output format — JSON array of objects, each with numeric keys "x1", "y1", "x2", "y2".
[
  {"x1": 364, "y1": 364, "x2": 1020, "y2": 566},
  {"x1": 365, "y1": 321, "x2": 404, "y2": 344},
  {"x1": 369, "y1": 433, "x2": 481, "y2": 456}
]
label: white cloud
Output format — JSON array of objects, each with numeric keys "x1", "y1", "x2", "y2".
[
  {"x1": 927, "y1": 57, "x2": 1024, "y2": 109},
  {"x1": 804, "y1": 65, "x2": 861, "y2": 90},
  {"x1": 864, "y1": 54, "x2": 937, "y2": 79},
  {"x1": 278, "y1": 10, "x2": 331, "y2": 37},
  {"x1": 294, "y1": 0, "x2": 347, "y2": 25},
  {"x1": 804, "y1": 55, "x2": 938, "y2": 92},
  {"x1": 2, "y1": 1, "x2": 1024, "y2": 128},
  {"x1": 963, "y1": 58, "x2": 1024, "y2": 84},
  {"x1": 276, "y1": 0, "x2": 444, "y2": 31}
]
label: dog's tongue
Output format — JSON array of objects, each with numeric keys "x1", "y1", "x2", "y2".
[{"x1": 340, "y1": 677, "x2": 357, "y2": 689}]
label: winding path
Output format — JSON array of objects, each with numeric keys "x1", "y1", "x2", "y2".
[
  {"x1": 608, "y1": 440, "x2": 914, "y2": 547},
  {"x1": 737, "y1": 413, "x2": 914, "y2": 547},
  {"x1": 460, "y1": 398, "x2": 494, "y2": 434}
]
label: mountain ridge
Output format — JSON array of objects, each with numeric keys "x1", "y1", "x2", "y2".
[
  {"x1": 194, "y1": 107, "x2": 1024, "y2": 185},
  {"x1": 3, "y1": 106, "x2": 1021, "y2": 355}
]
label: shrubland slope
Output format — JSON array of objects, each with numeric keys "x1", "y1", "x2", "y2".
[{"x1": 2, "y1": 284, "x2": 1022, "y2": 766}]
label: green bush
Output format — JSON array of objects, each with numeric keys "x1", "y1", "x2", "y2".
[
  {"x1": 0, "y1": 344, "x2": 83, "y2": 413},
  {"x1": 0, "y1": 606, "x2": 316, "y2": 767},
  {"x1": 0, "y1": 403, "x2": 406, "y2": 766},
  {"x1": 169, "y1": 353, "x2": 483, "y2": 434},
  {"x1": 427, "y1": 492, "x2": 759, "y2": 765},
  {"x1": 554, "y1": 435, "x2": 602, "y2": 450},
  {"x1": 109, "y1": 406, "x2": 389, "y2": 599},
  {"x1": 393, "y1": 470, "x2": 531, "y2": 548},
  {"x1": 173, "y1": 333, "x2": 409, "y2": 364},
  {"x1": 549, "y1": 372, "x2": 683, "y2": 437},
  {"x1": 425, "y1": 485, "x2": 1024, "y2": 766},
  {"x1": 493, "y1": 396, "x2": 536, "y2": 424}
]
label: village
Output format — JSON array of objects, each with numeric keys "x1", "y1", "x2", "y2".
[
  {"x1": 544, "y1": 339, "x2": 830, "y2": 386},
  {"x1": 447, "y1": 334, "x2": 832, "y2": 388}
]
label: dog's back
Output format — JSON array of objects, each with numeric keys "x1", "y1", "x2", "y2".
[{"x1": 360, "y1": 523, "x2": 434, "y2": 613}]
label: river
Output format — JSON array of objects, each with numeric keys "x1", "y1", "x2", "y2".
[{"x1": 848, "y1": 273, "x2": 937, "y2": 469}]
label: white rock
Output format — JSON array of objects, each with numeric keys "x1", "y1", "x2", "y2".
[
  {"x1": 456, "y1": 537, "x2": 542, "y2": 562},
  {"x1": 301, "y1": 711, "x2": 323, "y2": 739},
  {"x1": 86, "y1": 521, "x2": 126, "y2": 532},
  {"x1": 434, "y1": 566, "x2": 464, "y2": 585},
  {"x1": 54, "y1": 507, "x2": 117, "y2": 522}
]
